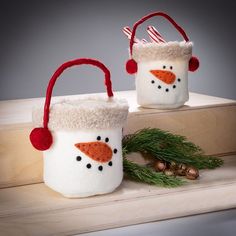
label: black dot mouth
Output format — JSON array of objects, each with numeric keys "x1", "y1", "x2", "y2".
[
  {"x1": 86, "y1": 163, "x2": 92, "y2": 169},
  {"x1": 155, "y1": 84, "x2": 178, "y2": 92},
  {"x1": 177, "y1": 78, "x2": 181, "y2": 82},
  {"x1": 77, "y1": 159, "x2": 114, "y2": 171},
  {"x1": 113, "y1": 148, "x2": 117, "y2": 154},
  {"x1": 76, "y1": 156, "x2": 82, "y2": 161}
]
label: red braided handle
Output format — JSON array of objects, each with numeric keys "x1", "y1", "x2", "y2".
[
  {"x1": 129, "y1": 12, "x2": 190, "y2": 55},
  {"x1": 43, "y1": 58, "x2": 113, "y2": 129}
]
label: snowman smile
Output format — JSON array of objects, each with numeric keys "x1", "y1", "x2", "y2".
[{"x1": 74, "y1": 136, "x2": 117, "y2": 172}]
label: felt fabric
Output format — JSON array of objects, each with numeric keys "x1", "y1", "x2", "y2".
[
  {"x1": 150, "y1": 69, "x2": 176, "y2": 84},
  {"x1": 75, "y1": 141, "x2": 113, "y2": 163},
  {"x1": 129, "y1": 12, "x2": 190, "y2": 56},
  {"x1": 126, "y1": 59, "x2": 138, "y2": 74},
  {"x1": 43, "y1": 58, "x2": 113, "y2": 130},
  {"x1": 30, "y1": 58, "x2": 128, "y2": 198},
  {"x1": 132, "y1": 41, "x2": 193, "y2": 62},
  {"x1": 126, "y1": 12, "x2": 195, "y2": 75},
  {"x1": 32, "y1": 96, "x2": 128, "y2": 130},
  {"x1": 189, "y1": 56, "x2": 200, "y2": 72},
  {"x1": 29, "y1": 127, "x2": 53, "y2": 151},
  {"x1": 125, "y1": 11, "x2": 198, "y2": 109},
  {"x1": 135, "y1": 59, "x2": 189, "y2": 109},
  {"x1": 43, "y1": 128, "x2": 123, "y2": 198},
  {"x1": 30, "y1": 58, "x2": 118, "y2": 151}
]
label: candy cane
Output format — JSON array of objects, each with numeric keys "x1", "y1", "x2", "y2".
[
  {"x1": 147, "y1": 26, "x2": 166, "y2": 43},
  {"x1": 123, "y1": 26, "x2": 147, "y2": 43}
]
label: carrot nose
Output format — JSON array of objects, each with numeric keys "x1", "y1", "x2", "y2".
[
  {"x1": 75, "y1": 142, "x2": 113, "y2": 163},
  {"x1": 150, "y1": 70, "x2": 176, "y2": 84}
]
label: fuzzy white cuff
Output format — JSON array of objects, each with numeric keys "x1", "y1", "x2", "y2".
[
  {"x1": 32, "y1": 96, "x2": 129, "y2": 130},
  {"x1": 132, "y1": 41, "x2": 193, "y2": 62}
]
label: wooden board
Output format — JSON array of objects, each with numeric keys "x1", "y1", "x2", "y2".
[
  {"x1": 0, "y1": 91, "x2": 236, "y2": 189},
  {"x1": 1, "y1": 91, "x2": 236, "y2": 127},
  {"x1": 0, "y1": 155, "x2": 236, "y2": 236}
]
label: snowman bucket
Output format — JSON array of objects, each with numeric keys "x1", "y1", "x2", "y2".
[
  {"x1": 125, "y1": 12, "x2": 200, "y2": 109},
  {"x1": 30, "y1": 58, "x2": 129, "y2": 198}
]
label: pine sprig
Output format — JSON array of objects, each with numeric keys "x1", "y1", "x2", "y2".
[
  {"x1": 123, "y1": 158, "x2": 185, "y2": 187},
  {"x1": 122, "y1": 128, "x2": 223, "y2": 170}
]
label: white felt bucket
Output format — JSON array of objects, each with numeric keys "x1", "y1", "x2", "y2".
[
  {"x1": 126, "y1": 12, "x2": 199, "y2": 109},
  {"x1": 30, "y1": 58, "x2": 129, "y2": 198}
]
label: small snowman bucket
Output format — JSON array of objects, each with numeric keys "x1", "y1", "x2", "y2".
[
  {"x1": 30, "y1": 58, "x2": 129, "y2": 198},
  {"x1": 125, "y1": 12, "x2": 200, "y2": 109}
]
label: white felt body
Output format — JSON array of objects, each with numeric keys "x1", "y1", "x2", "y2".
[
  {"x1": 43, "y1": 128, "x2": 123, "y2": 198},
  {"x1": 135, "y1": 59, "x2": 189, "y2": 109}
]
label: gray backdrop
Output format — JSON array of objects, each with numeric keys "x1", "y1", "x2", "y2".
[{"x1": 0, "y1": 0, "x2": 236, "y2": 100}]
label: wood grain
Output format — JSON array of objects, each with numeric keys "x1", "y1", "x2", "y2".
[
  {"x1": 0, "y1": 155, "x2": 236, "y2": 236},
  {"x1": 126, "y1": 105, "x2": 236, "y2": 156},
  {"x1": 0, "y1": 91, "x2": 235, "y2": 189}
]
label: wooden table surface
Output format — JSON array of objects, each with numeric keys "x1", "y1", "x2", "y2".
[{"x1": 0, "y1": 155, "x2": 236, "y2": 236}]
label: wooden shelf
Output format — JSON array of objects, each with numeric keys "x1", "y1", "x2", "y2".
[
  {"x1": 0, "y1": 155, "x2": 236, "y2": 236},
  {"x1": 0, "y1": 91, "x2": 236, "y2": 189},
  {"x1": 0, "y1": 91, "x2": 236, "y2": 127}
]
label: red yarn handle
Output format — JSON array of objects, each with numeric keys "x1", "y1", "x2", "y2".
[
  {"x1": 43, "y1": 58, "x2": 113, "y2": 129},
  {"x1": 130, "y1": 12, "x2": 190, "y2": 55}
]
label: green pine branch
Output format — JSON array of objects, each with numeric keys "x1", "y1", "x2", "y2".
[{"x1": 122, "y1": 128, "x2": 223, "y2": 170}]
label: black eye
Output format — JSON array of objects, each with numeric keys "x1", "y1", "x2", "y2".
[
  {"x1": 113, "y1": 148, "x2": 117, "y2": 154},
  {"x1": 151, "y1": 80, "x2": 155, "y2": 84},
  {"x1": 105, "y1": 137, "x2": 109, "y2": 142},
  {"x1": 163, "y1": 65, "x2": 166, "y2": 69},
  {"x1": 170, "y1": 66, "x2": 173, "y2": 70},
  {"x1": 177, "y1": 78, "x2": 181, "y2": 82},
  {"x1": 97, "y1": 136, "x2": 101, "y2": 141},
  {"x1": 76, "y1": 156, "x2": 82, "y2": 161}
]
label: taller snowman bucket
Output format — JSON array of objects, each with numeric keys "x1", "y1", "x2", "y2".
[
  {"x1": 30, "y1": 58, "x2": 129, "y2": 198},
  {"x1": 125, "y1": 12, "x2": 200, "y2": 109}
]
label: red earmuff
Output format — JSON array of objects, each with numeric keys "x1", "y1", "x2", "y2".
[
  {"x1": 30, "y1": 127, "x2": 53, "y2": 151},
  {"x1": 30, "y1": 58, "x2": 113, "y2": 151},
  {"x1": 126, "y1": 59, "x2": 137, "y2": 74},
  {"x1": 126, "y1": 12, "x2": 200, "y2": 74},
  {"x1": 189, "y1": 56, "x2": 200, "y2": 72}
]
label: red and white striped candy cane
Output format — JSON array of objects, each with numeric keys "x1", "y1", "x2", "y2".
[
  {"x1": 147, "y1": 26, "x2": 166, "y2": 43},
  {"x1": 123, "y1": 26, "x2": 147, "y2": 43}
]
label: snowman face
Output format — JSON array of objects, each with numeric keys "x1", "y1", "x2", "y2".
[
  {"x1": 135, "y1": 59, "x2": 189, "y2": 108},
  {"x1": 74, "y1": 134, "x2": 118, "y2": 172},
  {"x1": 43, "y1": 128, "x2": 123, "y2": 197}
]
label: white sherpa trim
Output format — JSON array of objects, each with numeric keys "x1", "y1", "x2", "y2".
[
  {"x1": 132, "y1": 41, "x2": 193, "y2": 62},
  {"x1": 32, "y1": 96, "x2": 129, "y2": 130}
]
